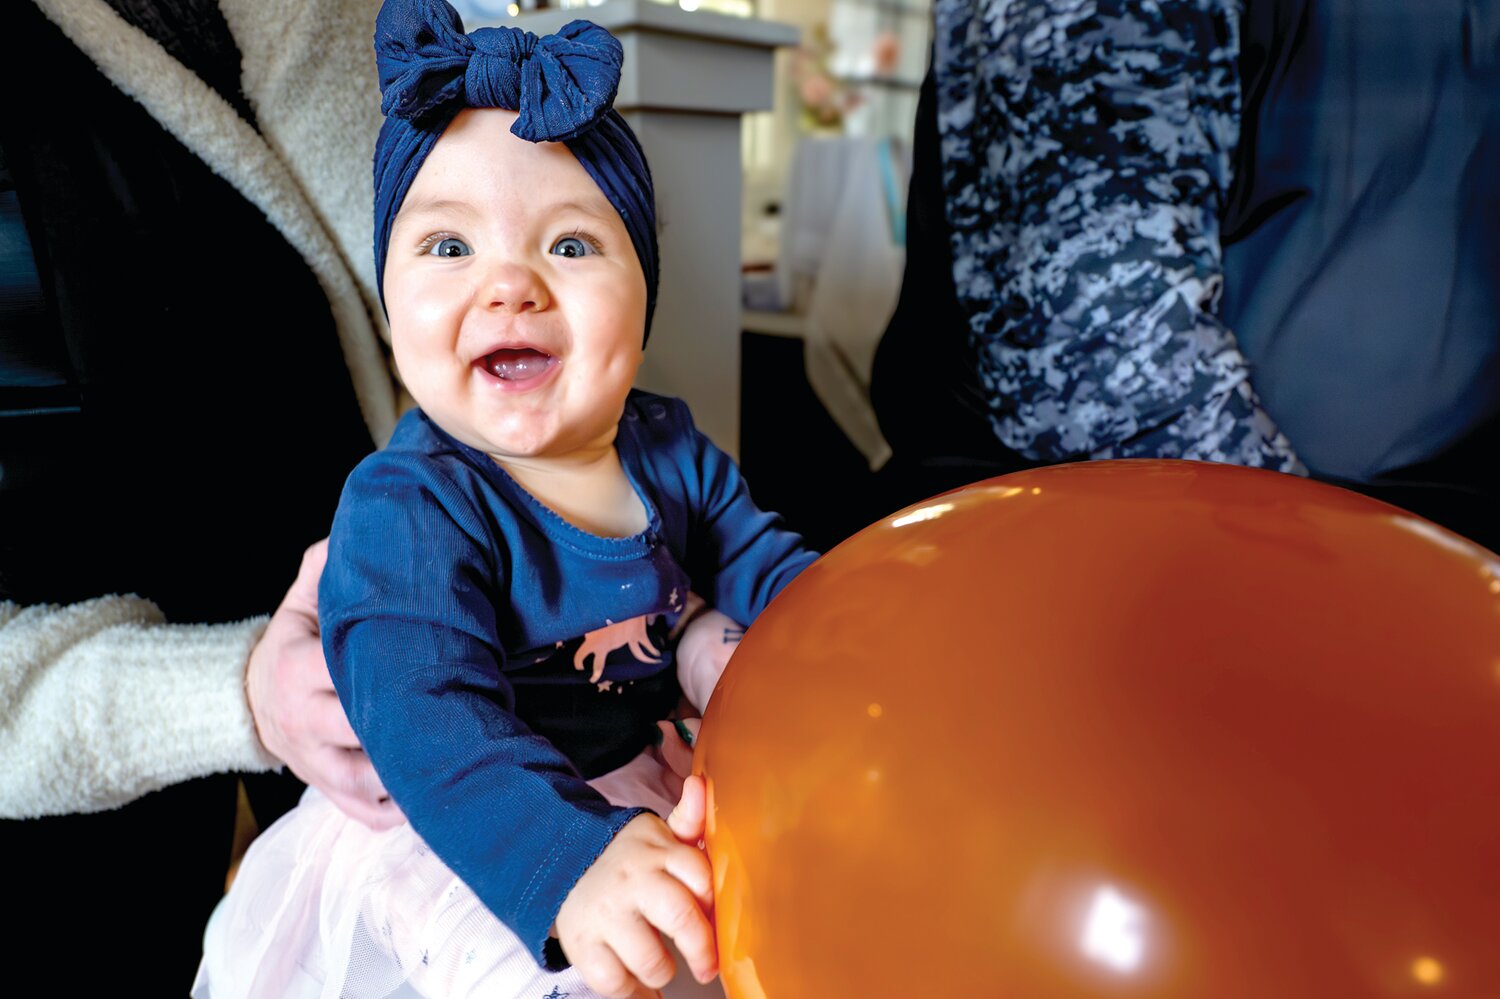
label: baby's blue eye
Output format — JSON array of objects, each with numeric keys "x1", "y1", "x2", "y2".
[
  {"x1": 551, "y1": 236, "x2": 595, "y2": 258},
  {"x1": 427, "y1": 237, "x2": 472, "y2": 258}
]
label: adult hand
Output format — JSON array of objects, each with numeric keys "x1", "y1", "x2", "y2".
[
  {"x1": 555, "y1": 775, "x2": 716, "y2": 997},
  {"x1": 244, "y1": 539, "x2": 403, "y2": 830}
]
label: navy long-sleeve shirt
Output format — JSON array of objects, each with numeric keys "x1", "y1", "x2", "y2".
[{"x1": 320, "y1": 391, "x2": 816, "y2": 969}]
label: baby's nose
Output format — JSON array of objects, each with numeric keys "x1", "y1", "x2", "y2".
[{"x1": 483, "y1": 262, "x2": 549, "y2": 314}]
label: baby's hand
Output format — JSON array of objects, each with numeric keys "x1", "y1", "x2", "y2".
[
  {"x1": 675, "y1": 607, "x2": 742, "y2": 713},
  {"x1": 655, "y1": 717, "x2": 699, "y2": 783},
  {"x1": 554, "y1": 776, "x2": 716, "y2": 997}
]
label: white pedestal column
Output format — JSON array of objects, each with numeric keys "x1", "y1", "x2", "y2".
[{"x1": 488, "y1": 1, "x2": 798, "y2": 457}]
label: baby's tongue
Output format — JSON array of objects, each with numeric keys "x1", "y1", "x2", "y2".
[{"x1": 484, "y1": 347, "x2": 551, "y2": 381}]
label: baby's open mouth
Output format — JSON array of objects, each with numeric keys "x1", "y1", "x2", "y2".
[{"x1": 479, "y1": 347, "x2": 556, "y2": 382}]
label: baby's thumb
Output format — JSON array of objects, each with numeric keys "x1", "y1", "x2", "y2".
[{"x1": 667, "y1": 774, "x2": 707, "y2": 844}]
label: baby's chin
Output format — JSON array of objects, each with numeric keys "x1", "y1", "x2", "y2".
[
  {"x1": 414, "y1": 393, "x2": 627, "y2": 463},
  {"x1": 475, "y1": 422, "x2": 620, "y2": 466},
  {"x1": 456, "y1": 424, "x2": 554, "y2": 461}
]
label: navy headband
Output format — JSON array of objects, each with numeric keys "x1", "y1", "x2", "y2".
[{"x1": 373, "y1": 0, "x2": 659, "y2": 340}]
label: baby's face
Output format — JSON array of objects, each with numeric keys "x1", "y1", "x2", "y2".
[{"x1": 384, "y1": 108, "x2": 647, "y2": 464}]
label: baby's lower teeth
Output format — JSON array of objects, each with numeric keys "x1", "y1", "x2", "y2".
[{"x1": 487, "y1": 349, "x2": 549, "y2": 380}]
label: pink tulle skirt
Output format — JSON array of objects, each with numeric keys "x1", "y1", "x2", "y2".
[
  {"x1": 194, "y1": 746, "x2": 719, "y2": 999},
  {"x1": 198, "y1": 607, "x2": 735, "y2": 998}
]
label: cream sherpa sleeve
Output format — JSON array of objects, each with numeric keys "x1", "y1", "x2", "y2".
[{"x1": 0, "y1": 596, "x2": 278, "y2": 819}]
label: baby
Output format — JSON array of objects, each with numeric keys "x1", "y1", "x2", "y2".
[{"x1": 194, "y1": 2, "x2": 816, "y2": 997}]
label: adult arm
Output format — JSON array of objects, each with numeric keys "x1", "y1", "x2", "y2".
[
  {"x1": 320, "y1": 452, "x2": 645, "y2": 971},
  {"x1": 243, "y1": 539, "x2": 400, "y2": 829},
  {"x1": 1, "y1": 543, "x2": 396, "y2": 826},
  {"x1": 932, "y1": 0, "x2": 1303, "y2": 470},
  {"x1": 0, "y1": 595, "x2": 273, "y2": 818}
]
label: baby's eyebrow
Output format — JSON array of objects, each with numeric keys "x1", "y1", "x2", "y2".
[
  {"x1": 393, "y1": 197, "x2": 477, "y2": 226},
  {"x1": 392, "y1": 194, "x2": 619, "y2": 230},
  {"x1": 543, "y1": 198, "x2": 618, "y2": 224}
]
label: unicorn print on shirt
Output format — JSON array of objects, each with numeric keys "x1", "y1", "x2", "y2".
[{"x1": 574, "y1": 614, "x2": 663, "y2": 683}]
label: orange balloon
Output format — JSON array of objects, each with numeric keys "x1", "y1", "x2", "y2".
[{"x1": 693, "y1": 460, "x2": 1500, "y2": 998}]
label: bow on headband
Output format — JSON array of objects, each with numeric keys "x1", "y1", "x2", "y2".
[
  {"x1": 370, "y1": 0, "x2": 660, "y2": 340},
  {"x1": 376, "y1": 0, "x2": 624, "y2": 142}
]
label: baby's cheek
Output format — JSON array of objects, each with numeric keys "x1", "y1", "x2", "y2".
[{"x1": 598, "y1": 346, "x2": 645, "y2": 388}]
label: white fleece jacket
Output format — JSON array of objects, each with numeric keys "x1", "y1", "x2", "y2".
[{"x1": 0, "y1": 0, "x2": 399, "y2": 819}]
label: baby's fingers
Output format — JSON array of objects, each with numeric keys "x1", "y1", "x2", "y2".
[
  {"x1": 612, "y1": 914, "x2": 679, "y2": 991},
  {"x1": 667, "y1": 773, "x2": 707, "y2": 844},
  {"x1": 663, "y1": 845, "x2": 713, "y2": 914},
  {"x1": 574, "y1": 940, "x2": 660, "y2": 999},
  {"x1": 641, "y1": 879, "x2": 717, "y2": 984}
]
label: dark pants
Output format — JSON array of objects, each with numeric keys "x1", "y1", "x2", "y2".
[
  {"x1": 0, "y1": 771, "x2": 306, "y2": 991},
  {"x1": 1, "y1": 779, "x2": 238, "y2": 989},
  {"x1": 871, "y1": 407, "x2": 1500, "y2": 557}
]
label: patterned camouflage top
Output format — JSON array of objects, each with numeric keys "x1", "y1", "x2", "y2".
[{"x1": 933, "y1": 0, "x2": 1304, "y2": 471}]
